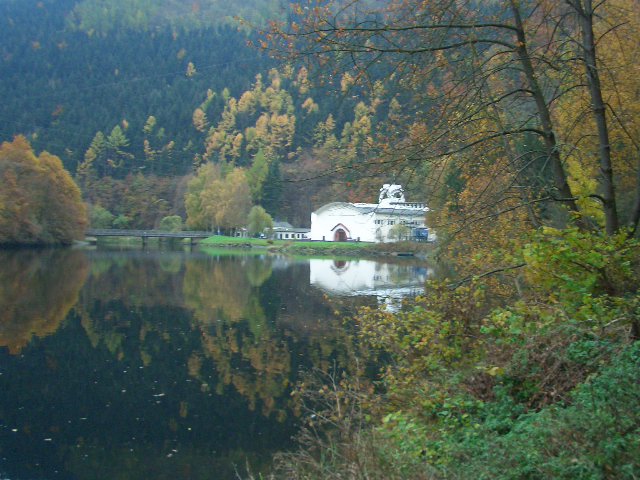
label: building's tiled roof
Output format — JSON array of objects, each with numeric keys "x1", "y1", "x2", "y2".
[
  {"x1": 273, "y1": 221, "x2": 310, "y2": 232},
  {"x1": 273, "y1": 221, "x2": 294, "y2": 229},
  {"x1": 376, "y1": 208, "x2": 426, "y2": 216},
  {"x1": 350, "y1": 204, "x2": 426, "y2": 216},
  {"x1": 313, "y1": 201, "x2": 428, "y2": 217}
]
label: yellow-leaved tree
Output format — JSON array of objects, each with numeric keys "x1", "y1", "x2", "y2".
[{"x1": 184, "y1": 162, "x2": 252, "y2": 234}]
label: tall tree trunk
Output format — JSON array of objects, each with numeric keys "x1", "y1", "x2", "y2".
[
  {"x1": 569, "y1": 0, "x2": 619, "y2": 235},
  {"x1": 628, "y1": 165, "x2": 640, "y2": 236},
  {"x1": 509, "y1": 1, "x2": 582, "y2": 221}
]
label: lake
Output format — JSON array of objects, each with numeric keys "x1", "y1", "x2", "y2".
[{"x1": 0, "y1": 246, "x2": 432, "y2": 479}]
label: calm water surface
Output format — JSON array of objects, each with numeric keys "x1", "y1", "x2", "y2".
[{"x1": 0, "y1": 246, "x2": 431, "y2": 479}]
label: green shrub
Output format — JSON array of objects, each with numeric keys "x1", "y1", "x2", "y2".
[
  {"x1": 159, "y1": 215, "x2": 183, "y2": 232},
  {"x1": 89, "y1": 204, "x2": 115, "y2": 228},
  {"x1": 112, "y1": 214, "x2": 131, "y2": 229},
  {"x1": 440, "y1": 342, "x2": 640, "y2": 479}
]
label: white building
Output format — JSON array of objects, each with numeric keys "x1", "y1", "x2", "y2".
[
  {"x1": 269, "y1": 221, "x2": 310, "y2": 240},
  {"x1": 310, "y1": 184, "x2": 432, "y2": 243}
]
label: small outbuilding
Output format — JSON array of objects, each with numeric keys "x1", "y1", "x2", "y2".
[
  {"x1": 269, "y1": 221, "x2": 310, "y2": 240},
  {"x1": 310, "y1": 184, "x2": 433, "y2": 243}
]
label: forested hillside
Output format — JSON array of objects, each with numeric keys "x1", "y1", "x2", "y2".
[
  {"x1": 67, "y1": 0, "x2": 288, "y2": 32},
  {"x1": 0, "y1": 0, "x2": 272, "y2": 172},
  {"x1": 1, "y1": 0, "x2": 396, "y2": 230}
]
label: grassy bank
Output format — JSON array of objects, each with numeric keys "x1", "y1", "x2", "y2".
[{"x1": 199, "y1": 235, "x2": 434, "y2": 256}]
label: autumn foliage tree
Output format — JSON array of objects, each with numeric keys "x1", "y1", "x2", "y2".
[
  {"x1": 247, "y1": 205, "x2": 274, "y2": 236},
  {"x1": 0, "y1": 136, "x2": 87, "y2": 245},
  {"x1": 270, "y1": 0, "x2": 640, "y2": 245},
  {"x1": 263, "y1": 2, "x2": 640, "y2": 477},
  {"x1": 184, "y1": 162, "x2": 252, "y2": 233}
]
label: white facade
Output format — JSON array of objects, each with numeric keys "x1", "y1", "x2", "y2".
[
  {"x1": 269, "y1": 221, "x2": 310, "y2": 240},
  {"x1": 310, "y1": 184, "x2": 431, "y2": 243}
]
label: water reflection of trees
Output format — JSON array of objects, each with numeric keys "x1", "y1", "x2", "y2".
[
  {"x1": 184, "y1": 256, "x2": 257, "y2": 322},
  {"x1": 81, "y1": 251, "x2": 187, "y2": 308},
  {"x1": 0, "y1": 249, "x2": 88, "y2": 353},
  {"x1": 1, "y1": 250, "x2": 385, "y2": 479},
  {"x1": 76, "y1": 252, "x2": 368, "y2": 420},
  {"x1": 184, "y1": 256, "x2": 291, "y2": 418}
]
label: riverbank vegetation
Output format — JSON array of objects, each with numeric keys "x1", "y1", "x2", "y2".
[
  {"x1": 266, "y1": 229, "x2": 639, "y2": 479},
  {"x1": 257, "y1": 0, "x2": 640, "y2": 478}
]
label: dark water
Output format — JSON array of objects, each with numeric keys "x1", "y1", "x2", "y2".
[{"x1": 0, "y1": 246, "x2": 429, "y2": 479}]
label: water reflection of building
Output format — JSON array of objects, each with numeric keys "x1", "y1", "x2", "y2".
[{"x1": 309, "y1": 258, "x2": 432, "y2": 307}]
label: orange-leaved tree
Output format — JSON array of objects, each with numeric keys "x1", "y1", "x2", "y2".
[{"x1": 0, "y1": 136, "x2": 87, "y2": 245}]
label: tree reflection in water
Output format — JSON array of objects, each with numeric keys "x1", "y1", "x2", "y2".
[
  {"x1": 0, "y1": 248, "x2": 391, "y2": 479},
  {"x1": 0, "y1": 249, "x2": 89, "y2": 353}
]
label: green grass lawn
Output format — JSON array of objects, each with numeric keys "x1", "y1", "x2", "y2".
[
  {"x1": 199, "y1": 235, "x2": 370, "y2": 250},
  {"x1": 198, "y1": 235, "x2": 433, "y2": 256},
  {"x1": 199, "y1": 235, "x2": 273, "y2": 247},
  {"x1": 89, "y1": 234, "x2": 433, "y2": 257}
]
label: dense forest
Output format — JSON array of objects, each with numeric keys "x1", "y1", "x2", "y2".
[
  {"x1": 0, "y1": 0, "x2": 274, "y2": 171},
  {"x1": 0, "y1": 0, "x2": 391, "y2": 236}
]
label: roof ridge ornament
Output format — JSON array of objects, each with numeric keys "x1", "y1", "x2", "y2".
[{"x1": 379, "y1": 184, "x2": 405, "y2": 205}]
